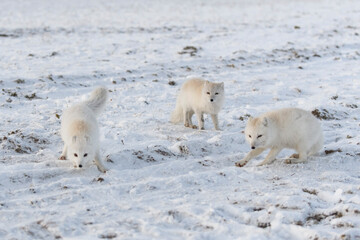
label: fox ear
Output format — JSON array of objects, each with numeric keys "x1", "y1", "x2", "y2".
[
  {"x1": 262, "y1": 117, "x2": 268, "y2": 127},
  {"x1": 72, "y1": 136, "x2": 77, "y2": 143}
]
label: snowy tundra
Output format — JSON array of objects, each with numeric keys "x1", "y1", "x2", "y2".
[{"x1": 0, "y1": 0, "x2": 359, "y2": 240}]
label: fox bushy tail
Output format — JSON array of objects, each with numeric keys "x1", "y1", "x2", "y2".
[
  {"x1": 85, "y1": 86, "x2": 108, "y2": 116},
  {"x1": 170, "y1": 99, "x2": 183, "y2": 123}
]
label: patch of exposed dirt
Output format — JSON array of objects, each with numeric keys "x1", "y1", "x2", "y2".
[
  {"x1": 2, "y1": 88, "x2": 18, "y2": 97},
  {"x1": 324, "y1": 149, "x2": 342, "y2": 155},
  {"x1": 311, "y1": 108, "x2": 340, "y2": 120},
  {"x1": 0, "y1": 130, "x2": 49, "y2": 154},
  {"x1": 178, "y1": 144, "x2": 189, "y2": 155},
  {"x1": 302, "y1": 188, "x2": 318, "y2": 195},
  {"x1": 25, "y1": 93, "x2": 40, "y2": 100},
  {"x1": 238, "y1": 114, "x2": 252, "y2": 121},
  {"x1": 306, "y1": 211, "x2": 343, "y2": 225},
  {"x1": 154, "y1": 148, "x2": 174, "y2": 157},
  {"x1": 168, "y1": 80, "x2": 176, "y2": 86},
  {"x1": 178, "y1": 46, "x2": 200, "y2": 56},
  {"x1": 133, "y1": 151, "x2": 156, "y2": 162}
]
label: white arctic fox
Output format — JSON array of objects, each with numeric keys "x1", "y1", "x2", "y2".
[
  {"x1": 171, "y1": 77, "x2": 224, "y2": 130},
  {"x1": 59, "y1": 87, "x2": 108, "y2": 172},
  {"x1": 235, "y1": 108, "x2": 323, "y2": 167}
]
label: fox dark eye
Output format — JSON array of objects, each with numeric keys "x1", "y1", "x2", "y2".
[
  {"x1": 84, "y1": 153, "x2": 88, "y2": 157},
  {"x1": 257, "y1": 135, "x2": 263, "y2": 138},
  {"x1": 206, "y1": 92, "x2": 210, "y2": 95},
  {"x1": 248, "y1": 135, "x2": 252, "y2": 138},
  {"x1": 74, "y1": 153, "x2": 78, "y2": 157},
  {"x1": 215, "y1": 92, "x2": 219, "y2": 95}
]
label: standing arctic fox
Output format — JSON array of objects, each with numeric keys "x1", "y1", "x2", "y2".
[
  {"x1": 235, "y1": 108, "x2": 323, "y2": 167},
  {"x1": 171, "y1": 78, "x2": 224, "y2": 130},
  {"x1": 59, "y1": 87, "x2": 108, "y2": 173}
]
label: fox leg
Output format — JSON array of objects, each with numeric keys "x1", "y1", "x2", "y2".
[
  {"x1": 285, "y1": 143, "x2": 308, "y2": 163},
  {"x1": 184, "y1": 110, "x2": 196, "y2": 129},
  {"x1": 211, "y1": 114, "x2": 220, "y2": 130},
  {"x1": 289, "y1": 139, "x2": 322, "y2": 159},
  {"x1": 285, "y1": 151, "x2": 307, "y2": 164},
  {"x1": 257, "y1": 147, "x2": 282, "y2": 166},
  {"x1": 184, "y1": 110, "x2": 194, "y2": 128},
  {"x1": 195, "y1": 111, "x2": 205, "y2": 130},
  {"x1": 183, "y1": 109, "x2": 190, "y2": 127},
  {"x1": 308, "y1": 138, "x2": 323, "y2": 156},
  {"x1": 95, "y1": 150, "x2": 108, "y2": 173},
  {"x1": 188, "y1": 110, "x2": 197, "y2": 129},
  {"x1": 235, "y1": 147, "x2": 265, "y2": 167},
  {"x1": 59, "y1": 144, "x2": 67, "y2": 160}
]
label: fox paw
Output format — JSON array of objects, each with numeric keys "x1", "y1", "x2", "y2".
[
  {"x1": 289, "y1": 153, "x2": 299, "y2": 159},
  {"x1": 184, "y1": 123, "x2": 197, "y2": 129},
  {"x1": 284, "y1": 159, "x2": 292, "y2": 164},
  {"x1": 235, "y1": 161, "x2": 246, "y2": 167},
  {"x1": 98, "y1": 167, "x2": 108, "y2": 173},
  {"x1": 59, "y1": 155, "x2": 66, "y2": 160}
]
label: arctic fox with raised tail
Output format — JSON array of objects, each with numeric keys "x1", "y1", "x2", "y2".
[
  {"x1": 235, "y1": 108, "x2": 323, "y2": 167},
  {"x1": 59, "y1": 87, "x2": 108, "y2": 173},
  {"x1": 171, "y1": 78, "x2": 224, "y2": 130}
]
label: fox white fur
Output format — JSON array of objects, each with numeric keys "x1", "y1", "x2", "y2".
[
  {"x1": 171, "y1": 77, "x2": 224, "y2": 130},
  {"x1": 235, "y1": 108, "x2": 323, "y2": 167},
  {"x1": 59, "y1": 87, "x2": 108, "y2": 172}
]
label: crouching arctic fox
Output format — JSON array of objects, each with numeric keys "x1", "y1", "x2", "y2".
[
  {"x1": 235, "y1": 108, "x2": 323, "y2": 167},
  {"x1": 59, "y1": 87, "x2": 108, "y2": 173},
  {"x1": 171, "y1": 78, "x2": 224, "y2": 130}
]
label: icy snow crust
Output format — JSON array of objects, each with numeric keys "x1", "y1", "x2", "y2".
[{"x1": 0, "y1": 0, "x2": 359, "y2": 239}]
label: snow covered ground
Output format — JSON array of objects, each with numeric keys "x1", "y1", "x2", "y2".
[{"x1": 0, "y1": 0, "x2": 359, "y2": 239}]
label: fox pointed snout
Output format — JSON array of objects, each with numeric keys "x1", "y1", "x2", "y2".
[
  {"x1": 251, "y1": 146, "x2": 255, "y2": 150},
  {"x1": 79, "y1": 164, "x2": 83, "y2": 168},
  {"x1": 210, "y1": 99, "x2": 214, "y2": 102}
]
